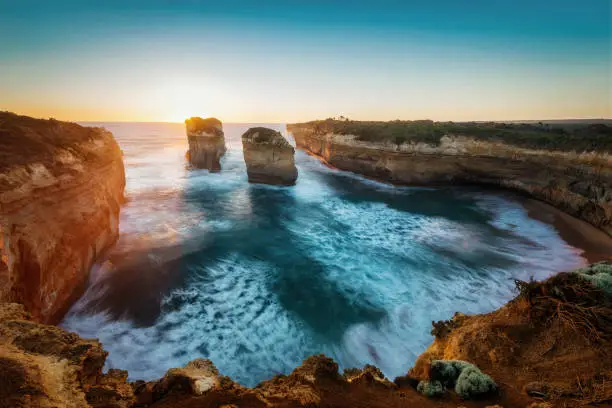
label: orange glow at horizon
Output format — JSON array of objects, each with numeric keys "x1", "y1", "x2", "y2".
[{"x1": 2, "y1": 68, "x2": 610, "y2": 124}]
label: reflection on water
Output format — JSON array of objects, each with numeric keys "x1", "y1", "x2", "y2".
[{"x1": 62, "y1": 122, "x2": 587, "y2": 386}]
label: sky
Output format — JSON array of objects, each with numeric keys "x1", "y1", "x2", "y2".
[{"x1": 0, "y1": 0, "x2": 610, "y2": 122}]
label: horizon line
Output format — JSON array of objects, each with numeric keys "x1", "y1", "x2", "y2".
[{"x1": 75, "y1": 117, "x2": 612, "y2": 124}]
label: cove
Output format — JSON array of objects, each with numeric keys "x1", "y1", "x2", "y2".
[{"x1": 62, "y1": 122, "x2": 591, "y2": 387}]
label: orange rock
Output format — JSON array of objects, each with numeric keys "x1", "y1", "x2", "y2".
[{"x1": 0, "y1": 112, "x2": 126, "y2": 324}]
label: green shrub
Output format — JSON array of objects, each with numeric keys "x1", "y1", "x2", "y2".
[
  {"x1": 428, "y1": 360, "x2": 497, "y2": 399},
  {"x1": 417, "y1": 380, "x2": 445, "y2": 397},
  {"x1": 430, "y1": 360, "x2": 470, "y2": 386},
  {"x1": 455, "y1": 365, "x2": 497, "y2": 399},
  {"x1": 575, "y1": 262, "x2": 612, "y2": 297}
]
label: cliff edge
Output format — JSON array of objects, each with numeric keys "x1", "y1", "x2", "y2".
[
  {"x1": 288, "y1": 120, "x2": 612, "y2": 235},
  {"x1": 0, "y1": 112, "x2": 126, "y2": 324}
]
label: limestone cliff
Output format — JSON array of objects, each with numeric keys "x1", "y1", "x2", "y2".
[
  {"x1": 242, "y1": 127, "x2": 298, "y2": 186},
  {"x1": 185, "y1": 117, "x2": 226, "y2": 171},
  {"x1": 289, "y1": 124, "x2": 612, "y2": 235},
  {"x1": 0, "y1": 112, "x2": 126, "y2": 324}
]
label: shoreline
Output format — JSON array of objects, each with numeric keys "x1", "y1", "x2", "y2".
[
  {"x1": 302, "y1": 146, "x2": 612, "y2": 263},
  {"x1": 519, "y1": 197, "x2": 612, "y2": 263}
]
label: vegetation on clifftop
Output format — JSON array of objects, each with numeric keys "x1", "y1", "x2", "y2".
[
  {"x1": 242, "y1": 127, "x2": 291, "y2": 147},
  {"x1": 185, "y1": 117, "x2": 223, "y2": 136},
  {"x1": 296, "y1": 119, "x2": 612, "y2": 152},
  {"x1": 417, "y1": 360, "x2": 497, "y2": 399},
  {"x1": 0, "y1": 111, "x2": 112, "y2": 173}
]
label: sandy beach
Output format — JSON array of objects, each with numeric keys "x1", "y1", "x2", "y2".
[{"x1": 521, "y1": 197, "x2": 612, "y2": 263}]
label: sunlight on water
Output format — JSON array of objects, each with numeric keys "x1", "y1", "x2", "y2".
[{"x1": 62, "y1": 122, "x2": 587, "y2": 386}]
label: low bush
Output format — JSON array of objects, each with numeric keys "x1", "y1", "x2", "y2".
[
  {"x1": 417, "y1": 360, "x2": 497, "y2": 399},
  {"x1": 454, "y1": 365, "x2": 498, "y2": 399},
  {"x1": 416, "y1": 380, "x2": 445, "y2": 397},
  {"x1": 576, "y1": 262, "x2": 612, "y2": 297}
]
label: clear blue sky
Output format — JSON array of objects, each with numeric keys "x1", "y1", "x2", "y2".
[{"x1": 1, "y1": 0, "x2": 610, "y2": 122}]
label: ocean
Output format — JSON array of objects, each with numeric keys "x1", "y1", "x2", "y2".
[{"x1": 61, "y1": 122, "x2": 586, "y2": 386}]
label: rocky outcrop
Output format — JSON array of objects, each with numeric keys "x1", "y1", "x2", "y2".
[
  {"x1": 0, "y1": 112, "x2": 126, "y2": 324},
  {"x1": 408, "y1": 264, "x2": 612, "y2": 407},
  {"x1": 242, "y1": 127, "x2": 298, "y2": 186},
  {"x1": 0, "y1": 303, "x2": 435, "y2": 408},
  {"x1": 289, "y1": 124, "x2": 612, "y2": 235},
  {"x1": 185, "y1": 117, "x2": 226, "y2": 171},
  {"x1": 0, "y1": 303, "x2": 133, "y2": 408},
  {"x1": 2, "y1": 263, "x2": 610, "y2": 407}
]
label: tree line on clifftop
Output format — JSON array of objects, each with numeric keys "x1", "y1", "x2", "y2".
[{"x1": 306, "y1": 118, "x2": 612, "y2": 152}]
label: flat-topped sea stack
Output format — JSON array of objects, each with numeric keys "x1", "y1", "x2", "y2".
[
  {"x1": 241, "y1": 127, "x2": 298, "y2": 186},
  {"x1": 185, "y1": 116, "x2": 226, "y2": 171},
  {"x1": 0, "y1": 112, "x2": 126, "y2": 324}
]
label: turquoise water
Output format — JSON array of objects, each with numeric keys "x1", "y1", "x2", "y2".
[{"x1": 62, "y1": 122, "x2": 586, "y2": 386}]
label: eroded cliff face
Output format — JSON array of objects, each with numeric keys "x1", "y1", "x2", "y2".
[
  {"x1": 185, "y1": 117, "x2": 226, "y2": 171},
  {"x1": 0, "y1": 112, "x2": 126, "y2": 324},
  {"x1": 242, "y1": 127, "x2": 298, "y2": 186},
  {"x1": 289, "y1": 125, "x2": 612, "y2": 235}
]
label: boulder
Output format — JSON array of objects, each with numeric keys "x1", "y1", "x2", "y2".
[
  {"x1": 185, "y1": 117, "x2": 226, "y2": 171},
  {"x1": 241, "y1": 127, "x2": 298, "y2": 186}
]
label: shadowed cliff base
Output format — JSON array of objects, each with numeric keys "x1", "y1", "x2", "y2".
[{"x1": 1, "y1": 262, "x2": 611, "y2": 407}]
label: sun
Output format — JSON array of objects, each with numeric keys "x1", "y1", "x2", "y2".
[
  {"x1": 165, "y1": 106, "x2": 210, "y2": 123},
  {"x1": 153, "y1": 78, "x2": 214, "y2": 123}
]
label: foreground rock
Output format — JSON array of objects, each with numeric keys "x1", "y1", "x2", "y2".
[
  {"x1": 242, "y1": 127, "x2": 298, "y2": 185},
  {"x1": 2, "y1": 263, "x2": 610, "y2": 407},
  {"x1": 408, "y1": 262, "x2": 612, "y2": 407},
  {"x1": 185, "y1": 117, "x2": 226, "y2": 171},
  {"x1": 0, "y1": 112, "x2": 126, "y2": 324},
  {"x1": 289, "y1": 121, "x2": 612, "y2": 235},
  {"x1": 0, "y1": 303, "x2": 434, "y2": 408},
  {"x1": 0, "y1": 303, "x2": 133, "y2": 408}
]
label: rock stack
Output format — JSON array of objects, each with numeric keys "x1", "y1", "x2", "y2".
[
  {"x1": 185, "y1": 117, "x2": 226, "y2": 171},
  {"x1": 241, "y1": 127, "x2": 298, "y2": 186}
]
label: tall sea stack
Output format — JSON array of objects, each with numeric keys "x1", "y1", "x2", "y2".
[
  {"x1": 185, "y1": 117, "x2": 226, "y2": 171},
  {"x1": 241, "y1": 127, "x2": 298, "y2": 186}
]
